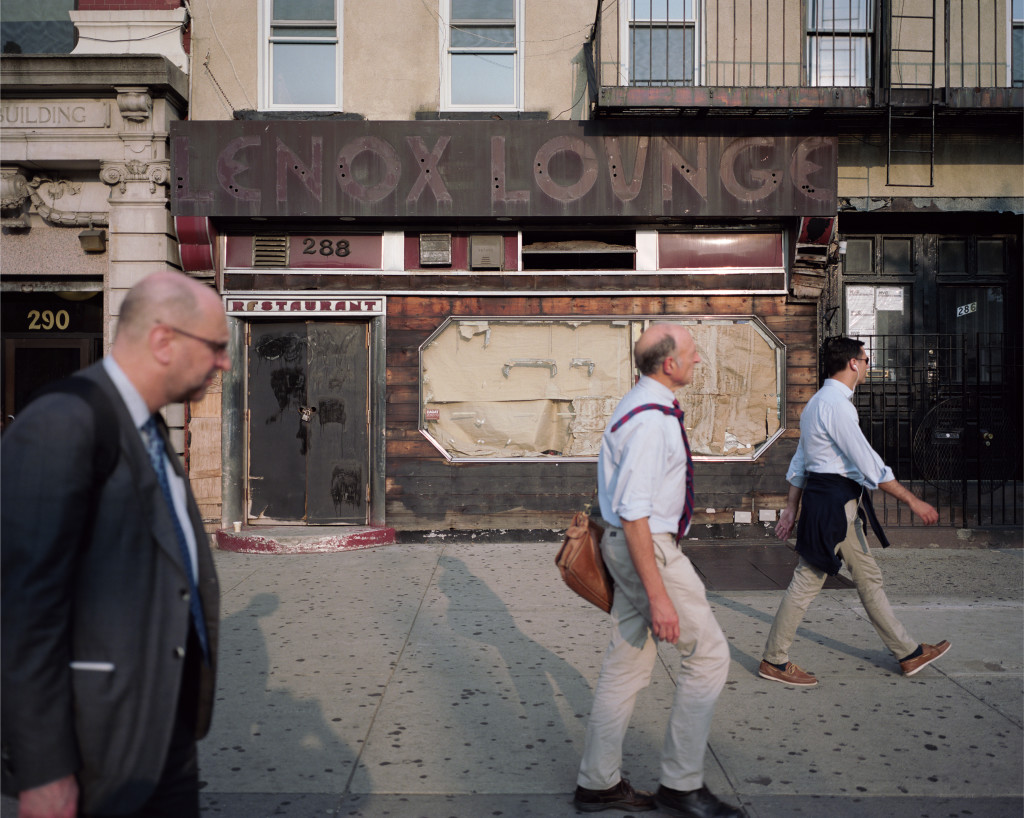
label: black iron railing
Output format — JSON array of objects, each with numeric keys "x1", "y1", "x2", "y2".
[{"x1": 851, "y1": 333, "x2": 1022, "y2": 527}]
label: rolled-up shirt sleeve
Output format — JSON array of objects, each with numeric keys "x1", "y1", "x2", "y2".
[{"x1": 830, "y1": 400, "x2": 894, "y2": 488}]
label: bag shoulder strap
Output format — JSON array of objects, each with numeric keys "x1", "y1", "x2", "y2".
[{"x1": 29, "y1": 375, "x2": 121, "y2": 485}]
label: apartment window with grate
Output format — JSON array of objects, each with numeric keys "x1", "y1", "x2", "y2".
[
  {"x1": 806, "y1": 0, "x2": 872, "y2": 86},
  {"x1": 263, "y1": 0, "x2": 342, "y2": 109},
  {"x1": 629, "y1": 0, "x2": 697, "y2": 86},
  {"x1": 443, "y1": 0, "x2": 522, "y2": 110},
  {"x1": 1013, "y1": 0, "x2": 1023, "y2": 87}
]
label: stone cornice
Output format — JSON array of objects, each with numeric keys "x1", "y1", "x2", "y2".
[{"x1": 0, "y1": 55, "x2": 187, "y2": 111}]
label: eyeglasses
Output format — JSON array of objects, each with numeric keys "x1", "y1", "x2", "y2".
[
  {"x1": 855, "y1": 355, "x2": 870, "y2": 366},
  {"x1": 160, "y1": 324, "x2": 229, "y2": 356}
]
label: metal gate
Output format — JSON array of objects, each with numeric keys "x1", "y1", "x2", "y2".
[{"x1": 850, "y1": 333, "x2": 1022, "y2": 528}]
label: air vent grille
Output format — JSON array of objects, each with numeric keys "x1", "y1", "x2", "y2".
[{"x1": 253, "y1": 235, "x2": 288, "y2": 268}]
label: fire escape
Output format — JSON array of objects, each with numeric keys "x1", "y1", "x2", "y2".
[{"x1": 885, "y1": 0, "x2": 938, "y2": 186}]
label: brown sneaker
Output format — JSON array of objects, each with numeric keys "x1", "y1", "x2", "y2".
[
  {"x1": 758, "y1": 659, "x2": 818, "y2": 687},
  {"x1": 573, "y1": 778, "x2": 656, "y2": 812},
  {"x1": 900, "y1": 640, "x2": 951, "y2": 676}
]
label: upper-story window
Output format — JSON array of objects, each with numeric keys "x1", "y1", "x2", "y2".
[
  {"x1": 806, "y1": 0, "x2": 872, "y2": 86},
  {"x1": 1013, "y1": 0, "x2": 1023, "y2": 87},
  {"x1": 262, "y1": 0, "x2": 342, "y2": 110},
  {"x1": 1, "y1": 0, "x2": 75, "y2": 54},
  {"x1": 627, "y1": 0, "x2": 698, "y2": 86},
  {"x1": 443, "y1": 0, "x2": 523, "y2": 110}
]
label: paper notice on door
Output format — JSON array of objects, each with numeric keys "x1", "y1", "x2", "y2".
[
  {"x1": 846, "y1": 286, "x2": 877, "y2": 335},
  {"x1": 876, "y1": 287, "x2": 904, "y2": 312}
]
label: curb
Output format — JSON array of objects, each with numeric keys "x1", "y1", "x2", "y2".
[{"x1": 214, "y1": 526, "x2": 397, "y2": 554}]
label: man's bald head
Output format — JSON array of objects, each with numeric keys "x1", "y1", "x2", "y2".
[
  {"x1": 116, "y1": 271, "x2": 221, "y2": 343},
  {"x1": 636, "y1": 323, "x2": 679, "y2": 375}
]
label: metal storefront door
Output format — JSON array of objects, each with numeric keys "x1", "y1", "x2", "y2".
[{"x1": 247, "y1": 321, "x2": 369, "y2": 524}]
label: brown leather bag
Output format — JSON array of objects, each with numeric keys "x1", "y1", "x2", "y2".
[{"x1": 555, "y1": 509, "x2": 614, "y2": 613}]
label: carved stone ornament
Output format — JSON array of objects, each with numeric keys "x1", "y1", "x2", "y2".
[
  {"x1": 100, "y1": 160, "x2": 170, "y2": 194},
  {"x1": 116, "y1": 88, "x2": 153, "y2": 123},
  {"x1": 1, "y1": 168, "x2": 29, "y2": 211},
  {"x1": 24, "y1": 174, "x2": 107, "y2": 226}
]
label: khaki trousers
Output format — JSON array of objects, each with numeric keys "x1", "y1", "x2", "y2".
[
  {"x1": 577, "y1": 527, "x2": 730, "y2": 792},
  {"x1": 763, "y1": 498, "x2": 918, "y2": 665}
]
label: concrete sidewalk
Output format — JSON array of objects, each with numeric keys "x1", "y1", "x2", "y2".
[{"x1": 4, "y1": 541, "x2": 1022, "y2": 817}]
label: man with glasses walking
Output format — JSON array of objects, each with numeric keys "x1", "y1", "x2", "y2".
[
  {"x1": 758, "y1": 336, "x2": 949, "y2": 688},
  {"x1": 2, "y1": 271, "x2": 229, "y2": 817}
]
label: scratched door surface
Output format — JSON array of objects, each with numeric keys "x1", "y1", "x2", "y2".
[
  {"x1": 305, "y1": 322, "x2": 368, "y2": 523},
  {"x1": 247, "y1": 322, "x2": 369, "y2": 524}
]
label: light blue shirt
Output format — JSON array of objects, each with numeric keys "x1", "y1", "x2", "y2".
[
  {"x1": 102, "y1": 357, "x2": 198, "y2": 576},
  {"x1": 787, "y1": 377, "x2": 894, "y2": 491},
  {"x1": 598, "y1": 376, "x2": 691, "y2": 536}
]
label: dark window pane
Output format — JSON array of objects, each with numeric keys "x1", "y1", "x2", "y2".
[
  {"x1": 843, "y1": 238, "x2": 873, "y2": 273},
  {"x1": 272, "y1": 26, "x2": 336, "y2": 38},
  {"x1": 632, "y1": 24, "x2": 694, "y2": 84},
  {"x1": 453, "y1": 0, "x2": 514, "y2": 21},
  {"x1": 273, "y1": 0, "x2": 335, "y2": 22},
  {"x1": 1013, "y1": 25, "x2": 1023, "y2": 86},
  {"x1": 882, "y1": 238, "x2": 911, "y2": 273},
  {"x1": 1, "y1": 1, "x2": 75, "y2": 54},
  {"x1": 452, "y1": 25, "x2": 515, "y2": 48},
  {"x1": 977, "y1": 240, "x2": 1004, "y2": 275},
  {"x1": 938, "y1": 239, "x2": 966, "y2": 274}
]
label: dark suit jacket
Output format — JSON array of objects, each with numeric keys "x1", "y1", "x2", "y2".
[{"x1": 1, "y1": 361, "x2": 219, "y2": 813}]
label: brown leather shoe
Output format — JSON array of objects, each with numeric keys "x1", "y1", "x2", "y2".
[
  {"x1": 758, "y1": 659, "x2": 818, "y2": 687},
  {"x1": 573, "y1": 778, "x2": 656, "y2": 812},
  {"x1": 900, "y1": 640, "x2": 951, "y2": 676}
]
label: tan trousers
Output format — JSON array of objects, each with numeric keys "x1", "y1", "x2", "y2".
[
  {"x1": 763, "y1": 498, "x2": 918, "y2": 665},
  {"x1": 577, "y1": 527, "x2": 730, "y2": 792}
]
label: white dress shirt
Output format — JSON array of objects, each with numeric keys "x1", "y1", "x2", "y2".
[
  {"x1": 598, "y1": 376, "x2": 691, "y2": 536},
  {"x1": 787, "y1": 377, "x2": 894, "y2": 491}
]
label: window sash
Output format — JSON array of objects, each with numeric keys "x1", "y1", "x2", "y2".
[
  {"x1": 445, "y1": 0, "x2": 521, "y2": 110},
  {"x1": 263, "y1": 0, "x2": 342, "y2": 109},
  {"x1": 628, "y1": 0, "x2": 698, "y2": 86},
  {"x1": 806, "y1": 0, "x2": 873, "y2": 86}
]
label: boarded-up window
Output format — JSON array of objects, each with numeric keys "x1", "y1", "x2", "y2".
[{"x1": 419, "y1": 316, "x2": 785, "y2": 461}]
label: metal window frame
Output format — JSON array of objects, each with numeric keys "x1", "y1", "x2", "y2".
[{"x1": 418, "y1": 314, "x2": 786, "y2": 463}]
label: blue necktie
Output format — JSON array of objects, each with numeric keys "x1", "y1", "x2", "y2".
[
  {"x1": 611, "y1": 400, "x2": 695, "y2": 539},
  {"x1": 143, "y1": 416, "x2": 210, "y2": 663}
]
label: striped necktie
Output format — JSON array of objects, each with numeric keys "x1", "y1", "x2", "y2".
[
  {"x1": 610, "y1": 400, "x2": 695, "y2": 539},
  {"x1": 143, "y1": 416, "x2": 210, "y2": 663}
]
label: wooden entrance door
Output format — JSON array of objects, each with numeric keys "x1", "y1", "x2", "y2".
[{"x1": 247, "y1": 321, "x2": 369, "y2": 524}]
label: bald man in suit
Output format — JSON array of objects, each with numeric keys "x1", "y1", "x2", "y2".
[{"x1": 2, "y1": 271, "x2": 230, "y2": 817}]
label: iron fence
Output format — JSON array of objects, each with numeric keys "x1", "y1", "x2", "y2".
[{"x1": 851, "y1": 333, "x2": 1022, "y2": 527}]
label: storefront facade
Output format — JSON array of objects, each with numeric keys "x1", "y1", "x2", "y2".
[{"x1": 171, "y1": 121, "x2": 837, "y2": 533}]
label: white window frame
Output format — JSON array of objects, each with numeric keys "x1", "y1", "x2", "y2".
[
  {"x1": 619, "y1": 0, "x2": 703, "y2": 87},
  {"x1": 806, "y1": 0, "x2": 873, "y2": 87},
  {"x1": 440, "y1": 0, "x2": 524, "y2": 112},
  {"x1": 259, "y1": 0, "x2": 343, "y2": 111}
]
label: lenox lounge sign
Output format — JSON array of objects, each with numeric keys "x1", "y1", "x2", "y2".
[{"x1": 171, "y1": 121, "x2": 836, "y2": 220}]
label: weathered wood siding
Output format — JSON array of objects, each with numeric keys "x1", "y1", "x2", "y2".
[{"x1": 385, "y1": 294, "x2": 817, "y2": 532}]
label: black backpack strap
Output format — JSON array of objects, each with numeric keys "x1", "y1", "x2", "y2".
[{"x1": 29, "y1": 376, "x2": 120, "y2": 484}]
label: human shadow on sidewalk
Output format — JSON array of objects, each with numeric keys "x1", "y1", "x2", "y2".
[
  {"x1": 199, "y1": 591, "x2": 357, "y2": 806},
  {"x1": 430, "y1": 554, "x2": 663, "y2": 786}
]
